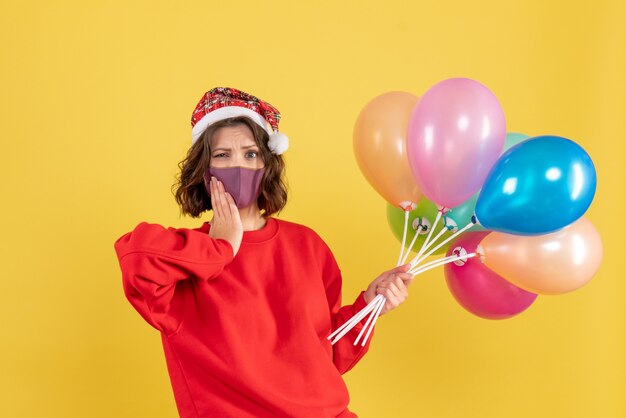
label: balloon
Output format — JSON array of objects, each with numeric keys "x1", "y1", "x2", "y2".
[
  {"x1": 444, "y1": 193, "x2": 486, "y2": 232},
  {"x1": 442, "y1": 133, "x2": 529, "y2": 231},
  {"x1": 407, "y1": 78, "x2": 506, "y2": 208},
  {"x1": 505, "y1": 132, "x2": 530, "y2": 150},
  {"x1": 386, "y1": 199, "x2": 448, "y2": 256},
  {"x1": 475, "y1": 135, "x2": 597, "y2": 235},
  {"x1": 387, "y1": 192, "x2": 489, "y2": 256},
  {"x1": 354, "y1": 92, "x2": 423, "y2": 210},
  {"x1": 444, "y1": 231, "x2": 537, "y2": 319},
  {"x1": 479, "y1": 217, "x2": 603, "y2": 295}
]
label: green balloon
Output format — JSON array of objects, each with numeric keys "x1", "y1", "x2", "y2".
[{"x1": 386, "y1": 199, "x2": 450, "y2": 256}]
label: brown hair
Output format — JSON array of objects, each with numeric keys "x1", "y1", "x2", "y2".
[{"x1": 172, "y1": 116, "x2": 288, "y2": 218}]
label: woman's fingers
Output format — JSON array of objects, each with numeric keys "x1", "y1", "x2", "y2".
[
  {"x1": 376, "y1": 276, "x2": 410, "y2": 315},
  {"x1": 225, "y1": 192, "x2": 240, "y2": 219},
  {"x1": 380, "y1": 280, "x2": 402, "y2": 299},
  {"x1": 210, "y1": 177, "x2": 220, "y2": 218},
  {"x1": 379, "y1": 272, "x2": 411, "y2": 291},
  {"x1": 366, "y1": 266, "x2": 414, "y2": 316},
  {"x1": 211, "y1": 178, "x2": 242, "y2": 231},
  {"x1": 213, "y1": 177, "x2": 227, "y2": 219},
  {"x1": 377, "y1": 287, "x2": 400, "y2": 314},
  {"x1": 397, "y1": 273, "x2": 414, "y2": 287},
  {"x1": 380, "y1": 264, "x2": 412, "y2": 283},
  {"x1": 209, "y1": 177, "x2": 218, "y2": 216},
  {"x1": 217, "y1": 180, "x2": 232, "y2": 221},
  {"x1": 393, "y1": 276, "x2": 410, "y2": 298},
  {"x1": 390, "y1": 264, "x2": 412, "y2": 274}
]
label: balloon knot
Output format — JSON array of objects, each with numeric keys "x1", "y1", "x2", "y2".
[{"x1": 400, "y1": 201, "x2": 417, "y2": 211}]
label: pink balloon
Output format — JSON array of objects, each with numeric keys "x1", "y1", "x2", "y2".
[
  {"x1": 444, "y1": 231, "x2": 537, "y2": 320},
  {"x1": 407, "y1": 78, "x2": 506, "y2": 208}
]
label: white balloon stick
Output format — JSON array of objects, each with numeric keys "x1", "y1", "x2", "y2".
[
  {"x1": 328, "y1": 294, "x2": 384, "y2": 344},
  {"x1": 408, "y1": 253, "x2": 463, "y2": 275},
  {"x1": 412, "y1": 221, "x2": 475, "y2": 267},
  {"x1": 396, "y1": 209, "x2": 410, "y2": 266},
  {"x1": 353, "y1": 296, "x2": 386, "y2": 346},
  {"x1": 408, "y1": 222, "x2": 449, "y2": 267},
  {"x1": 411, "y1": 253, "x2": 477, "y2": 276},
  {"x1": 360, "y1": 294, "x2": 386, "y2": 347},
  {"x1": 408, "y1": 210, "x2": 443, "y2": 267},
  {"x1": 400, "y1": 222, "x2": 423, "y2": 266}
]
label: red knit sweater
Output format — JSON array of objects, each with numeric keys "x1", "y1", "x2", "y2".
[{"x1": 113, "y1": 217, "x2": 375, "y2": 418}]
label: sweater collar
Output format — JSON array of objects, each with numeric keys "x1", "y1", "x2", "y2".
[{"x1": 199, "y1": 217, "x2": 279, "y2": 243}]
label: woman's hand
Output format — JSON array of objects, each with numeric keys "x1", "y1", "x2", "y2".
[
  {"x1": 363, "y1": 264, "x2": 413, "y2": 316},
  {"x1": 208, "y1": 176, "x2": 243, "y2": 257}
]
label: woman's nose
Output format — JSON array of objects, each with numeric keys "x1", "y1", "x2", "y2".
[
  {"x1": 229, "y1": 154, "x2": 243, "y2": 166},
  {"x1": 233, "y1": 153, "x2": 252, "y2": 167},
  {"x1": 227, "y1": 152, "x2": 254, "y2": 167}
]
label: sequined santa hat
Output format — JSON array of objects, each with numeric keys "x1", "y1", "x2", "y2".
[{"x1": 190, "y1": 87, "x2": 289, "y2": 155}]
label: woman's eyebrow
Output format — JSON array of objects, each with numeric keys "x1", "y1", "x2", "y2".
[{"x1": 212, "y1": 145, "x2": 258, "y2": 152}]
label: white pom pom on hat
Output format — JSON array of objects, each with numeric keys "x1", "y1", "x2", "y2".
[
  {"x1": 190, "y1": 87, "x2": 289, "y2": 155},
  {"x1": 268, "y1": 131, "x2": 289, "y2": 155}
]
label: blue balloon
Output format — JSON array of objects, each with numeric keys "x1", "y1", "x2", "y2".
[{"x1": 475, "y1": 135, "x2": 596, "y2": 235}]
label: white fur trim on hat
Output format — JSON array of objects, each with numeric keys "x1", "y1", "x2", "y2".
[
  {"x1": 268, "y1": 131, "x2": 289, "y2": 155},
  {"x1": 191, "y1": 106, "x2": 273, "y2": 144}
]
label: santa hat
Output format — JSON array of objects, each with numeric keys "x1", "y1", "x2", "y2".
[{"x1": 190, "y1": 87, "x2": 289, "y2": 155}]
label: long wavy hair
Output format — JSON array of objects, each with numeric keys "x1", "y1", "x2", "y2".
[{"x1": 172, "y1": 116, "x2": 288, "y2": 218}]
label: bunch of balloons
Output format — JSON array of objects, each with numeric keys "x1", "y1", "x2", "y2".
[{"x1": 335, "y1": 78, "x2": 601, "y2": 342}]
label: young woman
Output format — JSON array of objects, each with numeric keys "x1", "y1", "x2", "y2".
[{"x1": 114, "y1": 87, "x2": 413, "y2": 418}]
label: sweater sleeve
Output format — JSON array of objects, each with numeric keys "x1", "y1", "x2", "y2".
[
  {"x1": 113, "y1": 221, "x2": 234, "y2": 335},
  {"x1": 320, "y1": 243, "x2": 375, "y2": 375}
]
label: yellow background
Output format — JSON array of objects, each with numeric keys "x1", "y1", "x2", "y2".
[{"x1": 1, "y1": 1, "x2": 624, "y2": 417}]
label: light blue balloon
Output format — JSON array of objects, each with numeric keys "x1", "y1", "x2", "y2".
[
  {"x1": 504, "y1": 132, "x2": 530, "y2": 150},
  {"x1": 475, "y1": 135, "x2": 596, "y2": 235},
  {"x1": 445, "y1": 193, "x2": 485, "y2": 232}
]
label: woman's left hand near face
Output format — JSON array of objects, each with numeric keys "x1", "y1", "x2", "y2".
[{"x1": 363, "y1": 264, "x2": 413, "y2": 316}]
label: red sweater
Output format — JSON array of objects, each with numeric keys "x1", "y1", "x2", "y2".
[{"x1": 113, "y1": 217, "x2": 375, "y2": 418}]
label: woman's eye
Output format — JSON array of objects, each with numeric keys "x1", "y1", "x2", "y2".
[
  {"x1": 213, "y1": 153, "x2": 227, "y2": 158},
  {"x1": 245, "y1": 151, "x2": 258, "y2": 158}
]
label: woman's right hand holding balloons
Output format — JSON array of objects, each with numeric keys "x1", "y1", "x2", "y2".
[
  {"x1": 208, "y1": 176, "x2": 243, "y2": 257},
  {"x1": 363, "y1": 264, "x2": 414, "y2": 316}
]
